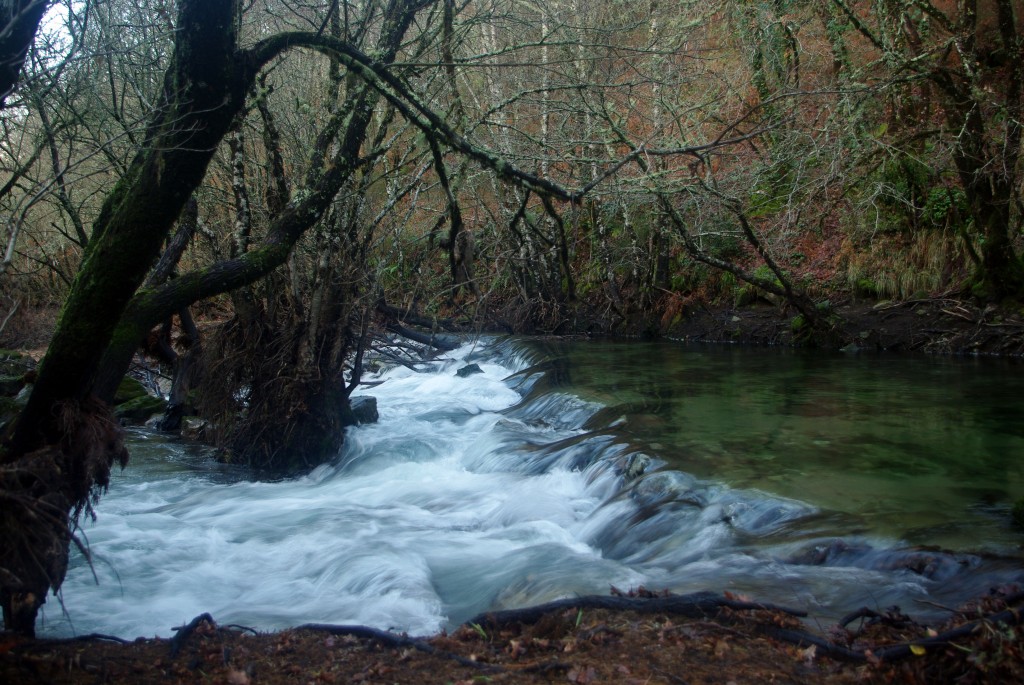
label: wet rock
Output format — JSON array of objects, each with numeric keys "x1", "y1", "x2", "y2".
[
  {"x1": 456, "y1": 363, "x2": 483, "y2": 378},
  {"x1": 617, "y1": 453, "x2": 651, "y2": 482},
  {"x1": 350, "y1": 396, "x2": 379, "y2": 424},
  {"x1": 181, "y1": 416, "x2": 208, "y2": 441},
  {"x1": 631, "y1": 471, "x2": 705, "y2": 508}
]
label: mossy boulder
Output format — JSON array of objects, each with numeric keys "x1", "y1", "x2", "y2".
[
  {"x1": 114, "y1": 376, "x2": 149, "y2": 404},
  {"x1": 114, "y1": 394, "x2": 168, "y2": 424},
  {"x1": 0, "y1": 351, "x2": 36, "y2": 397},
  {"x1": 0, "y1": 374, "x2": 25, "y2": 396}
]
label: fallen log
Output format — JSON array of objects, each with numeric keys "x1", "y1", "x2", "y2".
[{"x1": 385, "y1": 322, "x2": 459, "y2": 351}]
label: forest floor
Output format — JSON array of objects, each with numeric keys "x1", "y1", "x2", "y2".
[{"x1": 4, "y1": 589, "x2": 1024, "y2": 684}]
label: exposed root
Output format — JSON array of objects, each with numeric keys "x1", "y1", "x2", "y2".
[{"x1": 1, "y1": 397, "x2": 127, "y2": 635}]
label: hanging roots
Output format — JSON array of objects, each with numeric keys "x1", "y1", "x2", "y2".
[{"x1": 1, "y1": 396, "x2": 128, "y2": 633}]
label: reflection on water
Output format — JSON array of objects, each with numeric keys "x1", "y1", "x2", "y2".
[
  {"x1": 544, "y1": 340, "x2": 1024, "y2": 551},
  {"x1": 38, "y1": 338, "x2": 1024, "y2": 639}
]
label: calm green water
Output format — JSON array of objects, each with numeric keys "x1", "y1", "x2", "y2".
[{"x1": 524, "y1": 339, "x2": 1024, "y2": 554}]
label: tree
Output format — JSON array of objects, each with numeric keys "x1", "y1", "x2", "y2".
[
  {"x1": 831, "y1": 0, "x2": 1024, "y2": 299},
  {"x1": 0, "y1": 0, "x2": 50, "y2": 107}
]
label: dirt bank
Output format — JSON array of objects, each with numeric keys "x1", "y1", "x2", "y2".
[
  {"x1": 4, "y1": 588, "x2": 1023, "y2": 684},
  {"x1": 664, "y1": 296, "x2": 1024, "y2": 357}
]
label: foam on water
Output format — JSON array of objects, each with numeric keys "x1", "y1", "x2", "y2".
[{"x1": 38, "y1": 338, "x2": 1024, "y2": 638}]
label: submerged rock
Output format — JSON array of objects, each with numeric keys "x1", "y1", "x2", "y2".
[{"x1": 631, "y1": 471, "x2": 705, "y2": 508}]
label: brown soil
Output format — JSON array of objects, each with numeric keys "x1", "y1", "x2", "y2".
[{"x1": 4, "y1": 590, "x2": 1024, "y2": 684}]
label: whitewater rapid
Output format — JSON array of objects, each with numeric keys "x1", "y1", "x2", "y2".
[{"x1": 39, "y1": 338, "x2": 1023, "y2": 638}]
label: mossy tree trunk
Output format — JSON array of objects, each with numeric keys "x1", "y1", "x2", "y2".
[
  {"x1": 0, "y1": 0, "x2": 49, "y2": 108},
  {"x1": 1, "y1": 0, "x2": 249, "y2": 636},
  {"x1": 832, "y1": 0, "x2": 1024, "y2": 300},
  {"x1": 8, "y1": 0, "x2": 244, "y2": 455}
]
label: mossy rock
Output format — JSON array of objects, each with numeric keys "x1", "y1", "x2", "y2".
[
  {"x1": 114, "y1": 394, "x2": 168, "y2": 423},
  {"x1": 0, "y1": 374, "x2": 25, "y2": 396},
  {"x1": 0, "y1": 350, "x2": 35, "y2": 380},
  {"x1": 114, "y1": 376, "x2": 149, "y2": 404}
]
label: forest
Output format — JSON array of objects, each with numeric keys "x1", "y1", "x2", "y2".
[{"x1": 1, "y1": 0, "x2": 1023, "y2": 670}]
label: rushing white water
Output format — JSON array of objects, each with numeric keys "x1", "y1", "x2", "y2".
[{"x1": 38, "y1": 338, "x2": 1024, "y2": 638}]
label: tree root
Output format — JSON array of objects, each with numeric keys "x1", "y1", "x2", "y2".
[
  {"x1": 467, "y1": 590, "x2": 1024, "y2": 666},
  {"x1": 163, "y1": 613, "x2": 503, "y2": 672},
  {"x1": 169, "y1": 612, "x2": 216, "y2": 657}
]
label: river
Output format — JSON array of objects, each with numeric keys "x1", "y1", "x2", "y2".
[{"x1": 39, "y1": 337, "x2": 1024, "y2": 638}]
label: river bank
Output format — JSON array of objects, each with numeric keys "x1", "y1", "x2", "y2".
[
  {"x1": 3, "y1": 301, "x2": 1024, "y2": 682},
  {"x1": 4, "y1": 587, "x2": 1024, "y2": 684},
  {"x1": 664, "y1": 297, "x2": 1024, "y2": 357}
]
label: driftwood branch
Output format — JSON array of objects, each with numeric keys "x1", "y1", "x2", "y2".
[{"x1": 384, "y1": 322, "x2": 459, "y2": 351}]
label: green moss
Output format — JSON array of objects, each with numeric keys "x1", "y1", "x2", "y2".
[
  {"x1": 114, "y1": 376, "x2": 149, "y2": 404},
  {"x1": 855, "y1": 278, "x2": 878, "y2": 298},
  {"x1": 114, "y1": 394, "x2": 167, "y2": 423}
]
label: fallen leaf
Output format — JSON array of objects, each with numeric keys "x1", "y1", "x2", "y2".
[
  {"x1": 226, "y1": 669, "x2": 251, "y2": 685},
  {"x1": 910, "y1": 644, "x2": 926, "y2": 656},
  {"x1": 568, "y1": 665, "x2": 598, "y2": 683}
]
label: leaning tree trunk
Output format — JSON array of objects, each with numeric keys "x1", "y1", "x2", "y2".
[
  {"x1": 1, "y1": 0, "x2": 245, "y2": 636},
  {"x1": 197, "y1": 1, "x2": 421, "y2": 473},
  {"x1": 9, "y1": 0, "x2": 243, "y2": 455},
  {"x1": 0, "y1": 0, "x2": 49, "y2": 108}
]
